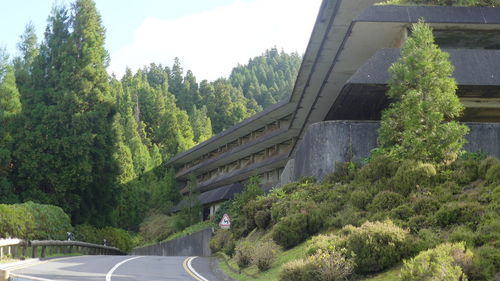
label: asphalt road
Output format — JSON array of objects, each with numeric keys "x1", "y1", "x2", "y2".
[{"x1": 8, "y1": 255, "x2": 226, "y2": 281}]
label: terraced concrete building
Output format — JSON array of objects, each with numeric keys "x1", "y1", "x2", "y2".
[{"x1": 169, "y1": 0, "x2": 500, "y2": 218}]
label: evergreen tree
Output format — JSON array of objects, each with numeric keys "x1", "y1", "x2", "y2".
[
  {"x1": 15, "y1": 1, "x2": 119, "y2": 225},
  {"x1": 13, "y1": 22, "x2": 39, "y2": 99},
  {"x1": 175, "y1": 174, "x2": 202, "y2": 230},
  {"x1": 170, "y1": 57, "x2": 184, "y2": 99},
  {"x1": 190, "y1": 105, "x2": 213, "y2": 143},
  {"x1": 0, "y1": 51, "x2": 21, "y2": 203},
  {"x1": 376, "y1": 21, "x2": 469, "y2": 164},
  {"x1": 229, "y1": 47, "x2": 302, "y2": 108}
]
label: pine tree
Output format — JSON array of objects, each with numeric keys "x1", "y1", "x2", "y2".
[
  {"x1": 15, "y1": 1, "x2": 119, "y2": 225},
  {"x1": 13, "y1": 22, "x2": 39, "y2": 99},
  {"x1": 66, "y1": 0, "x2": 119, "y2": 225},
  {"x1": 0, "y1": 51, "x2": 21, "y2": 203},
  {"x1": 190, "y1": 105, "x2": 213, "y2": 143},
  {"x1": 376, "y1": 21, "x2": 469, "y2": 163}
]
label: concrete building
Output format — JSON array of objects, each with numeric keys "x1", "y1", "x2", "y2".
[{"x1": 168, "y1": 0, "x2": 500, "y2": 218}]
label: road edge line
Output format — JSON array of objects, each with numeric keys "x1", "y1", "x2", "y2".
[
  {"x1": 8, "y1": 273, "x2": 55, "y2": 281},
  {"x1": 105, "y1": 256, "x2": 144, "y2": 281},
  {"x1": 184, "y1": 256, "x2": 209, "y2": 281}
]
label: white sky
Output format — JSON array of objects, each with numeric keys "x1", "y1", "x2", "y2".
[{"x1": 108, "y1": 0, "x2": 322, "y2": 81}]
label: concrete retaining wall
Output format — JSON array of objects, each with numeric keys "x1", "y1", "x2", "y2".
[
  {"x1": 131, "y1": 228, "x2": 212, "y2": 257},
  {"x1": 283, "y1": 121, "x2": 500, "y2": 183}
]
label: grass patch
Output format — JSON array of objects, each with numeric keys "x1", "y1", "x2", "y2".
[
  {"x1": 359, "y1": 266, "x2": 401, "y2": 281},
  {"x1": 163, "y1": 221, "x2": 215, "y2": 242}
]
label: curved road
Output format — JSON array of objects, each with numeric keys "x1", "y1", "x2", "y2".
[{"x1": 8, "y1": 255, "x2": 229, "y2": 281}]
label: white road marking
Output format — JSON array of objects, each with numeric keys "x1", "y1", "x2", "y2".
[
  {"x1": 8, "y1": 273, "x2": 55, "y2": 281},
  {"x1": 187, "y1": 256, "x2": 209, "y2": 281},
  {"x1": 105, "y1": 256, "x2": 144, "y2": 281}
]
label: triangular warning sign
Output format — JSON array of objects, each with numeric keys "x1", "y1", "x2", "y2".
[{"x1": 219, "y1": 214, "x2": 231, "y2": 229}]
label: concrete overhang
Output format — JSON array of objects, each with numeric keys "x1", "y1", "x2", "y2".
[
  {"x1": 166, "y1": 100, "x2": 295, "y2": 168},
  {"x1": 327, "y1": 48, "x2": 500, "y2": 121},
  {"x1": 176, "y1": 128, "x2": 296, "y2": 180},
  {"x1": 196, "y1": 154, "x2": 289, "y2": 192},
  {"x1": 172, "y1": 183, "x2": 244, "y2": 212},
  {"x1": 288, "y1": 4, "x2": 500, "y2": 154}
]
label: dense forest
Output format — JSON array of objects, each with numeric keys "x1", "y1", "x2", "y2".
[{"x1": 0, "y1": 0, "x2": 301, "y2": 230}]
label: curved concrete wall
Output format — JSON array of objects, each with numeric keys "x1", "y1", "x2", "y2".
[
  {"x1": 284, "y1": 121, "x2": 500, "y2": 183},
  {"x1": 131, "y1": 228, "x2": 212, "y2": 257}
]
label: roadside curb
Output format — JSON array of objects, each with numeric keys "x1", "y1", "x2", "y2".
[
  {"x1": 0, "y1": 259, "x2": 41, "y2": 281},
  {"x1": 0, "y1": 259, "x2": 41, "y2": 270}
]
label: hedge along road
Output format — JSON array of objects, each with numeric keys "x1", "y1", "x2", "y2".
[{"x1": 7, "y1": 255, "x2": 214, "y2": 281}]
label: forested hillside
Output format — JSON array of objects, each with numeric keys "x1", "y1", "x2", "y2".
[{"x1": 0, "y1": 0, "x2": 301, "y2": 229}]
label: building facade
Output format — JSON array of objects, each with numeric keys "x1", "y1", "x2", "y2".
[{"x1": 168, "y1": 0, "x2": 500, "y2": 218}]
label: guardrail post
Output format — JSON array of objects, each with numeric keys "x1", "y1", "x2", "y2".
[
  {"x1": 0, "y1": 269, "x2": 9, "y2": 281},
  {"x1": 11, "y1": 245, "x2": 17, "y2": 259},
  {"x1": 32, "y1": 246, "x2": 37, "y2": 258},
  {"x1": 41, "y1": 246, "x2": 46, "y2": 258},
  {"x1": 0, "y1": 246, "x2": 3, "y2": 259}
]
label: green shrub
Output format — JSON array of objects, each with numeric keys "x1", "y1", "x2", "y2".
[
  {"x1": 349, "y1": 190, "x2": 372, "y2": 210},
  {"x1": 251, "y1": 240, "x2": 281, "y2": 272},
  {"x1": 474, "y1": 218, "x2": 500, "y2": 246},
  {"x1": 234, "y1": 240, "x2": 254, "y2": 269},
  {"x1": 74, "y1": 224, "x2": 133, "y2": 252},
  {"x1": 485, "y1": 163, "x2": 500, "y2": 183},
  {"x1": 449, "y1": 225, "x2": 476, "y2": 247},
  {"x1": 391, "y1": 204, "x2": 414, "y2": 220},
  {"x1": 357, "y1": 155, "x2": 399, "y2": 183},
  {"x1": 411, "y1": 228, "x2": 442, "y2": 253},
  {"x1": 399, "y1": 242, "x2": 473, "y2": 281},
  {"x1": 468, "y1": 245, "x2": 500, "y2": 281},
  {"x1": 305, "y1": 234, "x2": 340, "y2": 256},
  {"x1": 323, "y1": 161, "x2": 357, "y2": 184},
  {"x1": 310, "y1": 247, "x2": 356, "y2": 281},
  {"x1": 280, "y1": 259, "x2": 319, "y2": 281},
  {"x1": 450, "y1": 159, "x2": 480, "y2": 184},
  {"x1": 0, "y1": 202, "x2": 72, "y2": 240},
  {"x1": 100, "y1": 227, "x2": 134, "y2": 253},
  {"x1": 254, "y1": 210, "x2": 270, "y2": 229},
  {"x1": 434, "y1": 202, "x2": 484, "y2": 229},
  {"x1": 370, "y1": 191, "x2": 405, "y2": 211},
  {"x1": 412, "y1": 196, "x2": 440, "y2": 215},
  {"x1": 210, "y1": 229, "x2": 235, "y2": 256},
  {"x1": 339, "y1": 220, "x2": 409, "y2": 273},
  {"x1": 380, "y1": 1, "x2": 500, "y2": 10},
  {"x1": 393, "y1": 161, "x2": 436, "y2": 195},
  {"x1": 272, "y1": 213, "x2": 308, "y2": 249},
  {"x1": 408, "y1": 215, "x2": 432, "y2": 233},
  {"x1": 327, "y1": 205, "x2": 364, "y2": 229},
  {"x1": 270, "y1": 200, "x2": 295, "y2": 224},
  {"x1": 479, "y1": 157, "x2": 499, "y2": 179},
  {"x1": 23, "y1": 202, "x2": 72, "y2": 240},
  {"x1": 0, "y1": 204, "x2": 34, "y2": 239},
  {"x1": 209, "y1": 229, "x2": 233, "y2": 254},
  {"x1": 74, "y1": 224, "x2": 101, "y2": 244},
  {"x1": 139, "y1": 213, "x2": 176, "y2": 242}
]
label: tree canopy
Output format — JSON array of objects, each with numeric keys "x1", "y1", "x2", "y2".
[
  {"x1": 0, "y1": 0, "x2": 302, "y2": 230},
  {"x1": 376, "y1": 21, "x2": 468, "y2": 164}
]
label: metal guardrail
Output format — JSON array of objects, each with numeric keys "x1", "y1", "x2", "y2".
[{"x1": 0, "y1": 238, "x2": 124, "y2": 259}]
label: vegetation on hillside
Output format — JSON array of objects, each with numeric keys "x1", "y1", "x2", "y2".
[
  {"x1": 211, "y1": 22, "x2": 499, "y2": 281},
  {"x1": 0, "y1": 0, "x2": 301, "y2": 238},
  {"x1": 381, "y1": 0, "x2": 499, "y2": 6}
]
